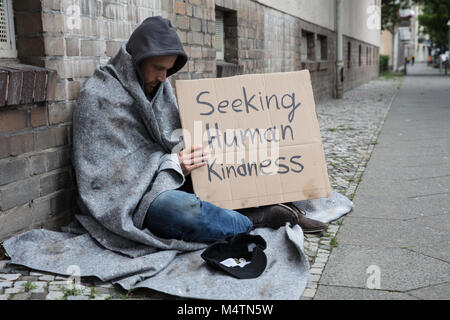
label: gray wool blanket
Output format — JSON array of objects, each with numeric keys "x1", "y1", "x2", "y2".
[
  {"x1": 71, "y1": 42, "x2": 206, "y2": 257},
  {"x1": 1, "y1": 43, "x2": 312, "y2": 300}
]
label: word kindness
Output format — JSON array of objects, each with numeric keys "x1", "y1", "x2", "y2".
[
  {"x1": 207, "y1": 156, "x2": 304, "y2": 182},
  {"x1": 196, "y1": 87, "x2": 302, "y2": 123}
]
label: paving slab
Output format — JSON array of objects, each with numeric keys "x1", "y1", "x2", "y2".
[
  {"x1": 335, "y1": 216, "x2": 449, "y2": 253},
  {"x1": 45, "y1": 291, "x2": 64, "y2": 300},
  {"x1": 10, "y1": 292, "x2": 32, "y2": 300},
  {"x1": 66, "y1": 295, "x2": 89, "y2": 300},
  {"x1": 408, "y1": 282, "x2": 450, "y2": 300},
  {"x1": 314, "y1": 285, "x2": 418, "y2": 300},
  {"x1": 30, "y1": 292, "x2": 48, "y2": 300},
  {"x1": 349, "y1": 193, "x2": 449, "y2": 220},
  {"x1": 0, "y1": 281, "x2": 12, "y2": 288},
  {"x1": 364, "y1": 145, "x2": 449, "y2": 164},
  {"x1": 319, "y1": 244, "x2": 450, "y2": 292},
  {"x1": 0, "y1": 274, "x2": 21, "y2": 281},
  {"x1": 408, "y1": 240, "x2": 450, "y2": 263},
  {"x1": 362, "y1": 164, "x2": 450, "y2": 184},
  {"x1": 412, "y1": 213, "x2": 450, "y2": 233},
  {"x1": 355, "y1": 175, "x2": 450, "y2": 199}
]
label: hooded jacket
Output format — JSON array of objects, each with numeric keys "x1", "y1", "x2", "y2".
[
  {"x1": 126, "y1": 16, "x2": 187, "y2": 88},
  {"x1": 71, "y1": 16, "x2": 206, "y2": 257}
]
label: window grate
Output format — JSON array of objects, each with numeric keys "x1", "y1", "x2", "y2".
[
  {"x1": 0, "y1": 0, "x2": 8, "y2": 43},
  {"x1": 0, "y1": 0, "x2": 17, "y2": 58},
  {"x1": 301, "y1": 31, "x2": 315, "y2": 61},
  {"x1": 316, "y1": 35, "x2": 327, "y2": 61},
  {"x1": 215, "y1": 11, "x2": 224, "y2": 60}
]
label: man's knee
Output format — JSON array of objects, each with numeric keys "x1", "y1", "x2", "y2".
[
  {"x1": 152, "y1": 190, "x2": 203, "y2": 223},
  {"x1": 153, "y1": 190, "x2": 199, "y2": 212}
]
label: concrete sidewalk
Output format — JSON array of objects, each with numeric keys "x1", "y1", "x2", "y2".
[{"x1": 315, "y1": 63, "x2": 450, "y2": 300}]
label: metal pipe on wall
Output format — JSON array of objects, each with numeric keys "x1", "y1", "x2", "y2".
[{"x1": 336, "y1": 0, "x2": 344, "y2": 98}]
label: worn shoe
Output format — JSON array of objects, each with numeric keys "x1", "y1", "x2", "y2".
[
  {"x1": 282, "y1": 202, "x2": 328, "y2": 234},
  {"x1": 237, "y1": 204, "x2": 299, "y2": 229}
]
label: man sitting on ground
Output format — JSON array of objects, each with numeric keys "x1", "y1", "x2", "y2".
[{"x1": 73, "y1": 17, "x2": 327, "y2": 248}]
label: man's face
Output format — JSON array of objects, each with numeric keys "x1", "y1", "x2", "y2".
[{"x1": 139, "y1": 55, "x2": 178, "y2": 94}]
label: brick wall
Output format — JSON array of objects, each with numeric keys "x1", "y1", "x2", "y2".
[
  {"x1": 343, "y1": 36, "x2": 379, "y2": 92},
  {"x1": 0, "y1": 0, "x2": 379, "y2": 241},
  {"x1": 0, "y1": 0, "x2": 74, "y2": 241}
]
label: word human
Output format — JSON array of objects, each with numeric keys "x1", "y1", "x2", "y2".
[
  {"x1": 205, "y1": 122, "x2": 294, "y2": 149},
  {"x1": 196, "y1": 86, "x2": 302, "y2": 123}
]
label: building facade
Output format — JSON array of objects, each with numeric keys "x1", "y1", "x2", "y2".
[
  {"x1": 380, "y1": 4, "x2": 430, "y2": 72},
  {"x1": 0, "y1": 0, "x2": 380, "y2": 241}
]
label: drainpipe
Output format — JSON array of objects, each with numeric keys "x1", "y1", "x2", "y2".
[{"x1": 336, "y1": 0, "x2": 344, "y2": 98}]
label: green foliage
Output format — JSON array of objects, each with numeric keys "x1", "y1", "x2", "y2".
[
  {"x1": 379, "y1": 54, "x2": 390, "y2": 73},
  {"x1": 414, "y1": 0, "x2": 450, "y2": 47},
  {"x1": 88, "y1": 287, "x2": 96, "y2": 299},
  {"x1": 119, "y1": 290, "x2": 134, "y2": 300},
  {"x1": 383, "y1": 0, "x2": 450, "y2": 46},
  {"x1": 330, "y1": 237, "x2": 338, "y2": 247},
  {"x1": 61, "y1": 285, "x2": 82, "y2": 298},
  {"x1": 382, "y1": 0, "x2": 409, "y2": 33},
  {"x1": 22, "y1": 281, "x2": 37, "y2": 292}
]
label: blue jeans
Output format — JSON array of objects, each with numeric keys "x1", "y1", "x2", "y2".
[{"x1": 144, "y1": 190, "x2": 253, "y2": 242}]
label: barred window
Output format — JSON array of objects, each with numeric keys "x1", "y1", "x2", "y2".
[
  {"x1": 0, "y1": 0, "x2": 17, "y2": 58},
  {"x1": 316, "y1": 35, "x2": 327, "y2": 61},
  {"x1": 359, "y1": 44, "x2": 362, "y2": 66},
  {"x1": 215, "y1": 10, "x2": 224, "y2": 60},
  {"x1": 347, "y1": 42, "x2": 351, "y2": 68},
  {"x1": 301, "y1": 30, "x2": 315, "y2": 61}
]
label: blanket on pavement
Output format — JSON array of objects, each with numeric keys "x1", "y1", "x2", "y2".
[{"x1": 1, "y1": 17, "x2": 312, "y2": 300}]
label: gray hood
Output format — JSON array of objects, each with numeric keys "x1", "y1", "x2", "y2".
[{"x1": 126, "y1": 16, "x2": 187, "y2": 86}]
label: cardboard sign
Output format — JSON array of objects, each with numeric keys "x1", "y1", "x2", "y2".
[{"x1": 175, "y1": 70, "x2": 331, "y2": 210}]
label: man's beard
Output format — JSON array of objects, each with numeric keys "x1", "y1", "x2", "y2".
[{"x1": 145, "y1": 82, "x2": 160, "y2": 94}]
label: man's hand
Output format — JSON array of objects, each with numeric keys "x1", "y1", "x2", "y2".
[{"x1": 178, "y1": 145, "x2": 208, "y2": 176}]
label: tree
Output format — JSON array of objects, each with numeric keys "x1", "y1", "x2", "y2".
[
  {"x1": 381, "y1": 0, "x2": 409, "y2": 34},
  {"x1": 413, "y1": 0, "x2": 450, "y2": 47}
]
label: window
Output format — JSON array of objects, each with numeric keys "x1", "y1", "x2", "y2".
[
  {"x1": 301, "y1": 33, "x2": 307, "y2": 60},
  {"x1": 215, "y1": 7, "x2": 240, "y2": 77},
  {"x1": 358, "y1": 44, "x2": 362, "y2": 66},
  {"x1": 374, "y1": 47, "x2": 377, "y2": 65},
  {"x1": 347, "y1": 42, "x2": 351, "y2": 68},
  {"x1": 0, "y1": 0, "x2": 16, "y2": 58},
  {"x1": 316, "y1": 35, "x2": 327, "y2": 61},
  {"x1": 215, "y1": 7, "x2": 238, "y2": 64},
  {"x1": 215, "y1": 10, "x2": 224, "y2": 60},
  {"x1": 366, "y1": 47, "x2": 369, "y2": 65},
  {"x1": 301, "y1": 30, "x2": 315, "y2": 61}
]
